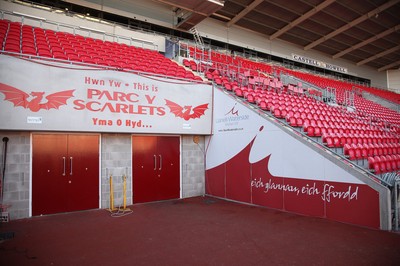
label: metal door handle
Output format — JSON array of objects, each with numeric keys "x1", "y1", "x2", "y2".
[
  {"x1": 159, "y1": 155, "x2": 162, "y2": 170},
  {"x1": 153, "y1": 154, "x2": 156, "y2": 170},
  {"x1": 70, "y1": 157, "x2": 73, "y2": 175},
  {"x1": 62, "y1": 157, "x2": 66, "y2": 176}
]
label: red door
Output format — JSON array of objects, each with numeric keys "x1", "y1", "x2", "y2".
[
  {"x1": 32, "y1": 134, "x2": 68, "y2": 215},
  {"x1": 132, "y1": 136, "x2": 158, "y2": 203},
  {"x1": 66, "y1": 135, "x2": 99, "y2": 212},
  {"x1": 132, "y1": 136, "x2": 180, "y2": 203},
  {"x1": 32, "y1": 134, "x2": 99, "y2": 216},
  {"x1": 156, "y1": 137, "x2": 180, "y2": 200}
]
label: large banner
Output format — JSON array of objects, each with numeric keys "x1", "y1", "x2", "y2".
[
  {"x1": 206, "y1": 89, "x2": 381, "y2": 229},
  {"x1": 0, "y1": 55, "x2": 212, "y2": 134}
]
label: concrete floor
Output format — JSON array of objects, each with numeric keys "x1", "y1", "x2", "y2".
[{"x1": 1, "y1": 196, "x2": 400, "y2": 265}]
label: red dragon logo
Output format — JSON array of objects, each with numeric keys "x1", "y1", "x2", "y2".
[
  {"x1": 0, "y1": 83, "x2": 74, "y2": 112},
  {"x1": 165, "y1": 99, "x2": 208, "y2": 121}
]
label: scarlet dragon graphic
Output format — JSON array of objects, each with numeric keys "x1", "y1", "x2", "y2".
[
  {"x1": 165, "y1": 99, "x2": 208, "y2": 121},
  {"x1": 0, "y1": 83, "x2": 74, "y2": 112}
]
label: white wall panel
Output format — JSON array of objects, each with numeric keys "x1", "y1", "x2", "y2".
[{"x1": 387, "y1": 69, "x2": 400, "y2": 93}]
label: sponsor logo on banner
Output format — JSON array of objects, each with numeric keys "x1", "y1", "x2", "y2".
[
  {"x1": 215, "y1": 103, "x2": 249, "y2": 132},
  {"x1": 292, "y1": 54, "x2": 348, "y2": 73}
]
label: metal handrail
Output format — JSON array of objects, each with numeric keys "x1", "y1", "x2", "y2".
[{"x1": 0, "y1": 51, "x2": 210, "y2": 85}]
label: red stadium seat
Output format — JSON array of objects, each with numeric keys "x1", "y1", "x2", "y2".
[
  {"x1": 4, "y1": 43, "x2": 20, "y2": 53},
  {"x1": 234, "y1": 88, "x2": 244, "y2": 97}
]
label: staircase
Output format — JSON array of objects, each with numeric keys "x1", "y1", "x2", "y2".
[{"x1": 190, "y1": 27, "x2": 204, "y2": 47}]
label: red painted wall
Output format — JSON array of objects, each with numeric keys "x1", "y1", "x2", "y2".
[{"x1": 206, "y1": 139, "x2": 380, "y2": 229}]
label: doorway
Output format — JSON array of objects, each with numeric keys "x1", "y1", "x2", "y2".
[
  {"x1": 132, "y1": 136, "x2": 180, "y2": 203},
  {"x1": 32, "y1": 134, "x2": 99, "y2": 215}
]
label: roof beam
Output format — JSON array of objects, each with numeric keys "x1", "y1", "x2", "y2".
[
  {"x1": 269, "y1": 0, "x2": 336, "y2": 40},
  {"x1": 357, "y1": 44, "x2": 400, "y2": 66},
  {"x1": 227, "y1": 0, "x2": 264, "y2": 27},
  {"x1": 157, "y1": 0, "x2": 208, "y2": 16},
  {"x1": 304, "y1": 0, "x2": 400, "y2": 50},
  {"x1": 378, "y1": 59, "x2": 400, "y2": 72},
  {"x1": 333, "y1": 24, "x2": 400, "y2": 59}
]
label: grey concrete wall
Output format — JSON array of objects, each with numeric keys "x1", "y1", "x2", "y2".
[
  {"x1": 101, "y1": 134, "x2": 207, "y2": 203},
  {"x1": 0, "y1": 132, "x2": 207, "y2": 220},
  {"x1": 0, "y1": 131, "x2": 30, "y2": 220},
  {"x1": 181, "y1": 135, "x2": 205, "y2": 198},
  {"x1": 101, "y1": 134, "x2": 132, "y2": 209}
]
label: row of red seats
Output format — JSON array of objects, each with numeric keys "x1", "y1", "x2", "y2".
[
  {"x1": 185, "y1": 48, "x2": 400, "y2": 165},
  {"x1": 238, "y1": 88, "x2": 378, "y2": 132},
  {"x1": 193, "y1": 46, "x2": 396, "y2": 124},
  {"x1": 188, "y1": 46, "x2": 238, "y2": 65},
  {"x1": 368, "y1": 155, "x2": 400, "y2": 175},
  {"x1": 323, "y1": 132, "x2": 397, "y2": 148},
  {"x1": 287, "y1": 69, "x2": 400, "y2": 127},
  {"x1": 344, "y1": 143, "x2": 400, "y2": 160},
  {"x1": 305, "y1": 125, "x2": 384, "y2": 139},
  {"x1": 0, "y1": 20, "x2": 202, "y2": 81},
  {"x1": 234, "y1": 86, "x2": 391, "y2": 142},
  {"x1": 184, "y1": 46, "x2": 399, "y2": 126},
  {"x1": 295, "y1": 70, "x2": 395, "y2": 99},
  {"x1": 244, "y1": 90, "x2": 399, "y2": 148},
  {"x1": 346, "y1": 93, "x2": 399, "y2": 126},
  {"x1": 186, "y1": 44, "x2": 399, "y2": 113},
  {"x1": 363, "y1": 86, "x2": 400, "y2": 105},
  {"x1": 187, "y1": 46, "x2": 276, "y2": 76},
  {"x1": 199, "y1": 57, "x2": 395, "y2": 143}
]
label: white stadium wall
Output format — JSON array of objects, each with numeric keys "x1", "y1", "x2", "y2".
[
  {"x1": 205, "y1": 89, "x2": 391, "y2": 230},
  {"x1": 387, "y1": 69, "x2": 400, "y2": 93}
]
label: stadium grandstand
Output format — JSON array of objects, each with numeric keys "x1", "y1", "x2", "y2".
[{"x1": 0, "y1": 0, "x2": 400, "y2": 263}]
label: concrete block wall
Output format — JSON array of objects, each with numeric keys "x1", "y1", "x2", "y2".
[
  {"x1": 0, "y1": 132, "x2": 206, "y2": 220},
  {"x1": 101, "y1": 134, "x2": 206, "y2": 206},
  {"x1": 181, "y1": 136, "x2": 206, "y2": 198},
  {"x1": 101, "y1": 134, "x2": 132, "y2": 209},
  {"x1": 0, "y1": 132, "x2": 30, "y2": 220}
]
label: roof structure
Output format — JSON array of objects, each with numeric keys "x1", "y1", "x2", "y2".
[{"x1": 157, "y1": 0, "x2": 400, "y2": 71}]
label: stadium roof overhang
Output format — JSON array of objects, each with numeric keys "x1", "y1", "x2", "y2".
[{"x1": 157, "y1": 0, "x2": 400, "y2": 71}]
